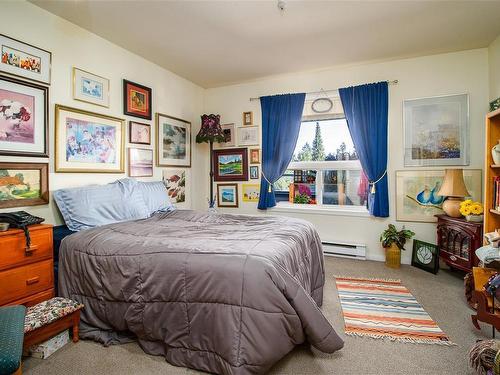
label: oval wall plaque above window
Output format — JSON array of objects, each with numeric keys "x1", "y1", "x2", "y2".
[{"x1": 311, "y1": 97, "x2": 333, "y2": 113}]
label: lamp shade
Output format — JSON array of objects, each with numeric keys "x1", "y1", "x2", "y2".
[
  {"x1": 437, "y1": 169, "x2": 470, "y2": 197},
  {"x1": 196, "y1": 114, "x2": 225, "y2": 144}
]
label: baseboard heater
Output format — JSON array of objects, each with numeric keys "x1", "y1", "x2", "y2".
[{"x1": 321, "y1": 241, "x2": 366, "y2": 260}]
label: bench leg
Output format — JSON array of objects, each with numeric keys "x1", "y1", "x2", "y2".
[
  {"x1": 13, "y1": 364, "x2": 22, "y2": 375},
  {"x1": 72, "y1": 311, "x2": 80, "y2": 343}
]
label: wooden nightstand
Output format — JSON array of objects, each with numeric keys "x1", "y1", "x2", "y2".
[
  {"x1": 436, "y1": 214, "x2": 482, "y2": 272},
  {"x1": 0, "y1": 224, "x2": 54, "y2": 307}
]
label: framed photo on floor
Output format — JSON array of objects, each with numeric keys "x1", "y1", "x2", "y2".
[
  {"x1": 0, "y1": 75, "x2": 48, "y2": 157},
  {"x1": 217, "y1": 183, "x2": 238, "y2": 208},
  {"x1": 55, "y1": 104, "x2": 125, "y2": 173},
  {"x1": 129, "y1": 121, "x2": 151, "y2": 145},
  {"x1": 72, "y1": 67, "x2": 110, "y2": 108},
  {"x1": 163, "y1": 168, "x2": 189, "y2": 206},
  {"x1": 0, "y1": 34, "x2": 51, "y2": 85},
  {"x1": 123, "y1": 79, "x2": 152, "y2": 120},
  {"x1": 411, "y1": 240, "x2": 439, "y2": 274},
  {"x1": 213, "y1": 148, "x2": 248, "y2": 181},
  {"x1": 128, "y1": 147, "x2": 153, "y2": 177},
  {"x1": 404, "y1": 94, "x2": 469, "y2": 166},
  {"x1": 0, "y1": 162, "x2": 48, "y2": 208},
  {"x1": 156, "y1": 113, "x2": 191, "y2": 167}
]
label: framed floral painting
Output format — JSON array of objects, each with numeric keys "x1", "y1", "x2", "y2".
[
  {"x1": 73, "y1": 67, "x2": 109, "y2": 108},
  {"x1": 129, "y1": 121, "x2": 151, "y2": 145},
  {"x1": 128, "y1": 147, "x2": 153, "y2": 177},
  {"x1": 156, "y1": 113, "x2": 191, "y2": 167},
  {"x1": 0, "y1": 162, "x2": 48, "y2": 208},
  {"x1": 123, "y1": 79, "x2": 152, "y2": 120},
  {"x1": 0, "y1": 75, "x2": 48, "y2": 157},
  {"x1": 55, "y1": 104, "x2": 125, "y2": 173},
  {"x1": 163, "y1": 168, "x2": 188, "y2": 206},
  {"x1": 217, "y1": 183, "x2": 238, "y2": 208},
  {"x1": 242, "y1": 183, "x2": 260, "y2": 202},
  {"x1": 213, "y1": 148, "x2": 248, "y2": 182},
  {"x1": 0, "y1": 34, "x2": 51, "y2": 85}
]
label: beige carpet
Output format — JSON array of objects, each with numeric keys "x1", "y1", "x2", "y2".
[{"x1": 24, "y1": 257, "x2": 487, "y2": 374}]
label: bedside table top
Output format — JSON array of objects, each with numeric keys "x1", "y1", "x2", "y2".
[
  {"x1": 0, "y1": 224, "x2": 53, "y2": 237},
  {"x1": 435, "y1": 214, "x2": 483, "y2": 227}
]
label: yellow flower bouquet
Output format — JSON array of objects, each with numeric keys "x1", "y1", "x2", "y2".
[{"x1": 459, "y1": 199, "x2": 483, "y2": 222}]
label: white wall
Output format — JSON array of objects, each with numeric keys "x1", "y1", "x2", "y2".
[
  {"x1": 203, "y1": 49, "x2": 489, "y2": 263},
  {"x1": 0, "y1": 1, "x2": 205, "y2": 224},
  {"x1": 490, "y1": 35, "x2": 500, "y2": 102}
]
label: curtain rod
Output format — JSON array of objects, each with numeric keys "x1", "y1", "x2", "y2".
[{"x1": 249, "y1": 79, "x2": 399, "y2": 101}]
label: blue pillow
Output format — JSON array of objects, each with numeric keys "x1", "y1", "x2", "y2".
[
  {"x1": 53, "y1": 179, "x2": 150, "y2": 231},
  {"x1": 135, "y1": 180, "x2": 174, "y2": 214}
]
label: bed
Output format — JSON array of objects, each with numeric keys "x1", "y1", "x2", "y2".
[{"x1": 58, "y1": 209, "x2": 344, "y2": 375}]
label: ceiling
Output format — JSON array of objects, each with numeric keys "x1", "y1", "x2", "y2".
[{"x1": 31, "y1": 1, "x2": 500, "y2": 88}]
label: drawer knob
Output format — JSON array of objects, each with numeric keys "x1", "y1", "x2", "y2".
[
  {"x1": 25, "y1": 245, "x2": 38, "y2": 256},
  {"x1": 26, "y1": 277, "x2": 40, "y2": 285},
  {"x1": 450, "y1": 255, "x2": 457, "y2": 261}
]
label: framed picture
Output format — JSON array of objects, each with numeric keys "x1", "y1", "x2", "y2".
[
  {"x1": 128, "y1": 147, "x2": 153, "y2": 177},
  {"x1": 411, "y1": 240, "x2": 440, "y2": 274},
  {"x1": 129, "y1": 121, "x2": 151, "y2": 145},
  {"x1": 249, "y1": 148, "x2": 260, "y2": 164},
  {"x1": 216, "y1": 123, "x2": 235, "y2": 148},
  {"x1": 238, "y1": 126, "x2": 259, "y2": 146},
  {"x1": 213, "y1": 148, "x2": 248, "y2": 182},
  {"x1": 243, "y1": 111, "x2": 253, "y2": 126},
  {"x1": 0, "y1": 34, "x2": 51, "y2": 85},
  {"x1": 55, "y1": 104, "x2": 125, "y2": 173},
  {"x1": 250, "y1": 165, "x2": 259, "y2": 179},
  {"x1": 404, "y1": 94, "x2": 469, "y2": 166},
  {"x1": 156, "y1": 113, "x2": 191, "y2": 167},
  {"x1": 0, "y1": 75, "x2": 48, "y2": 157},
  {"x1": 0, "y1": 162, "x2": 48, "y2": 208},
  {"x1": 72, "y1": 67, "x2": 109, "y2": 108},
  {"x1": 242, "y1": 183, "x2": 260, "y2": 202},
  {"x1": 163, "y1": 168, "x2": 188, "y2": 205},
  {"x1": 217, "y1": 183, "x2": 238, "y2": 208},
  {"x1": 395, "y1": 169, "x2": 481, "y2": 222},
  {"x1": 123, "y1": 79, "x2": 152, "y2": 120}
]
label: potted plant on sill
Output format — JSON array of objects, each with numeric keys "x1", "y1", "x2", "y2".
[{"x1": 380, "y1": 224, "x2": 415, "y2": 269}]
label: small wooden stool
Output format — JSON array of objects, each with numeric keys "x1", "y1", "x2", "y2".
[{"x1": 23, "y1": 297, "x2": 83, "y2": 350}]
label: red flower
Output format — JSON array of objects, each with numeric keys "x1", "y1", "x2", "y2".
[{"x1": 19, "y1": 107, "x2": 31, "y2": 122}]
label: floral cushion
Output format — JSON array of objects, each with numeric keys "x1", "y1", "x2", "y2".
[{"x1": 24, "y1": 297, "x2": 83, "y2": 333}]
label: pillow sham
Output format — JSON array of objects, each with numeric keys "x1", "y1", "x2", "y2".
[
  {"x1": 53, "y1": 179, "x2": 150, "y2": 232},
  {"x1": 135, "y1": 180, "x2": 174, "y2": 214}
]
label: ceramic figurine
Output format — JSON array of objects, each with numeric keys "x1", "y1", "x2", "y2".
[{"x1": 492, "y1": 140, "x2": 500, "y2": 165}]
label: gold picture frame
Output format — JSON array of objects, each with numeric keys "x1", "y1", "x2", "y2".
[
  {"x1": 156, "y1": 112, "x2": 191, "y2": 167},
  {"x1": 55, "y1": 104, "x2": 125, "y2": 173},
  {"x1": 243, "y1": 111, "x2": 253, "y2": 126}
]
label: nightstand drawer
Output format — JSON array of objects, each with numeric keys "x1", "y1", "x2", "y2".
[
  {"x1": 0, "y1": 259, "x2": 53, "y2": 305},
  {"x1": 0, "y1": 225, "x2": 53, "y2": 271}
]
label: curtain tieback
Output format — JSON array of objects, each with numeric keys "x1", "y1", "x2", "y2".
[
  {"x1": 261, "y1": 172, "x2": 274, "y2": 193},
  {"x1": 369, "y1": 170, "x2": 387, "y2": 194}
]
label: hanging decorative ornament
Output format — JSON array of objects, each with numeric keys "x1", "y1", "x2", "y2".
[{"x1": 311, "y1": 88, "x2": 333, "y2": 113}]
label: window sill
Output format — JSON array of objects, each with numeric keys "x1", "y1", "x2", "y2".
[{"x1": 271, "y1": 202, "x2": 370, "y2": 217}]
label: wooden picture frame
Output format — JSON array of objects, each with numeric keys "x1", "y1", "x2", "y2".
[
  {"x1": 128, "y1": 147, "x2": 153, "y2": 177},
  {"x1": 217, "y1": 183, "x2": 239, "y2": 208},
  {"x1": 411, "y1": 240, "x2": 440, "y2": 274},
  {"x1": 249, "y1": 148, "x2": 260, "y2": 164},
  {"x1": 0, "y1": 162, "x2": 48, "y2": 208},
  {"x1": 123, "y1": 79, "x2": 152, "y2": 120},
  {"x1": 129, "y1": 121, "x2": 151, "y2": 145},
  {"x1": 0, "y1": 75, "x2": 48, "y2": 157},
  {"x1": 55, "y1": 104, "x2": 125, "y2": 173},
  {"x1": 213, "y1": 148, "x2": 248, "y2": 182},
  {"x1": 243, "y1": 111, "x2": 253, "y2": 126},
  {"x1": 72, "y1": 67, "x2": 110, "y2": 108},
  {"x1": 156, "y1": 113, "x2": 191, "y2": 167}
]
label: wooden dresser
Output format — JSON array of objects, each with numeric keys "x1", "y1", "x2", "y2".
[{"x1": 0, "y1": 224, "x2": 54, "y2": 307}]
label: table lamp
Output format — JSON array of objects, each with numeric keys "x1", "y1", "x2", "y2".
[
  {"x1": 195, "y1": 114, "x2": 226, "y2": 209},
  {"x1": 437, "y1": 169, "x2": 470, "y2": 218}
]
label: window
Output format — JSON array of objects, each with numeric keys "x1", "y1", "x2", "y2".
[{"x1": 274, "y1": 118, "x2": 367, "y2": 210}]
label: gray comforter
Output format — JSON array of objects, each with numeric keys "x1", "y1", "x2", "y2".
[{"x1": 59, "y1": 210, "x2": 343, "y2": 374}]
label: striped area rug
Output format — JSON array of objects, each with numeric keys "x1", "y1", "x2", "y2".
[{"x1": 335, "y1": 276, "x2": 454, "y2": 345}]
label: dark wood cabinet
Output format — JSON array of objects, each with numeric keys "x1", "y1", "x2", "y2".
[{"x1": 436, "y1": 214, "x2": 483, "y2": 272}]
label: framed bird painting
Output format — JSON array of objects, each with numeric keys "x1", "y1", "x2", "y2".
[{"x1": 395, "y1": 169, "x2": 481, "y2": 222}]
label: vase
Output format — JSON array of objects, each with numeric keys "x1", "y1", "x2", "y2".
[
  {"x1": 466, "y1": 214, "x2": 483, "y2": 223},
  {"x1": 492, "y1": 140, "x2": 500, "y2": 165},
  {"x1": 385, "y1": 243, "x2": 401, "y2": 269}
]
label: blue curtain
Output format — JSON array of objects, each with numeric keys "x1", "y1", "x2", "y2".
[
  {"x1": 258, "y1": 93, "x2": 306, "y2": 210},
  {"x1": 339, "y1": 82, "x2": 389, "y2": 217}
]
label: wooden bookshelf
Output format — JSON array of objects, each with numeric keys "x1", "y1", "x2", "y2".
[{"x1": 484, "y1": 107, "x2": 500, "y2": 236}]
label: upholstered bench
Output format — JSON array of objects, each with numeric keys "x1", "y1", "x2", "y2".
[
  {"x1": 23, "y1": 297, "x2": 84, "y2": 351},
  {"x1": 0, "y1": 305, "x2": 26, "y2": 375}
]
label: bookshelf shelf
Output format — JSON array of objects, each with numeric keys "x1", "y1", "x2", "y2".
[
  {"x1": 491, "y1": 164, "x2": 500, "y2": 169},
  {"x1": 490, "y1": 209, "x2": 500, "y2": 216},
  {"x1": 484, "y1": 109, "x2": 500, "y2": 235}
]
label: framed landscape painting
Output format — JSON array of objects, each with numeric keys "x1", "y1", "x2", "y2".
[
  {"x1": 163, "y1": 168, "x2": 188, "y2": 205},
  {"x1": 242, "y1": 183, "x2": 260, "y2": 202},
  {"x1": 128, "y1": 147, "x2": 153, "y2": 177},
  {"x1": 0, "y1": 34, "x2": 51, "y2": 85},
  {"x1": 0, "y1": 162, "x2": 48, "y2": 208},
  {"x1": 73, "y1": 67, "x2": 109, "y2": 107},
  {"x1": 404, "y1": 94, "x2": 469, "y2": 166},
  {"x1": 55, "y1": 105, "x2": 125, "y2": 173},
  {"x1": 123, "y1": 79, "x2": 152, "y2": 120},
  {"x1": 395, "y1": 169, "x2": 481, "y2": 222},
  {"x1": 213, "y1": 148, "x2": 248, "y2": 182},
  {"x1": 156, "y1": 113, "x2": 191, "y2": 167},
  {"x1": 0, "y1": 75, "x2": 48, "y2": 157},
  {"x1": 129, "y1": 121, "x2": 151, "y2": 145},
  {"x1": 217, "y1": 183, "x2": 238, "y2": 208}
]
